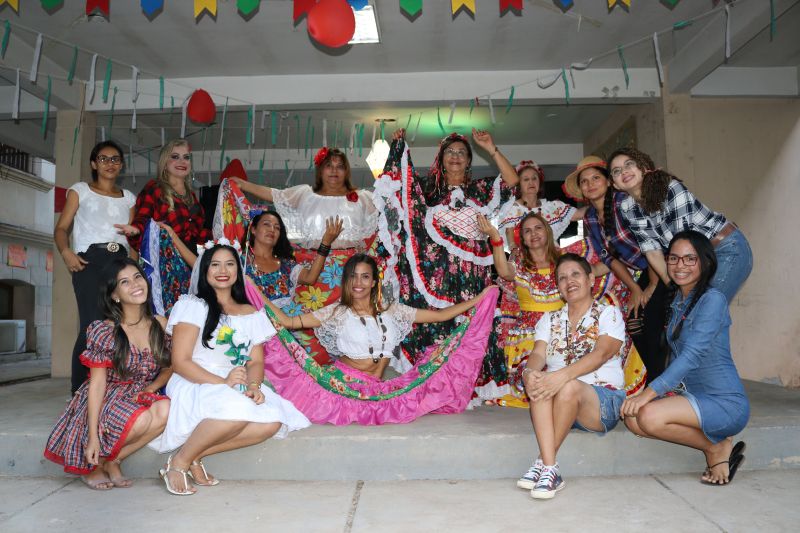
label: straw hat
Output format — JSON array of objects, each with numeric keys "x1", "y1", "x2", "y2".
[{"x1": 563, "y1": 155, "x2": 607, "y2": 201}]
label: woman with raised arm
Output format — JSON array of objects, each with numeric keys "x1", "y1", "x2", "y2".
[{"x1": 45, "y1": 259, "x2": 171, "y2": 489}]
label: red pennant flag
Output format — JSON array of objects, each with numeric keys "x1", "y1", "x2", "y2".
[
  {"x1": 499, "y1": 0, "x2": 522, "y2": 12},
  {"x1": 86, "y1": 0, "x2": 110, "y2": 16},
  {"x1": 293, "y1": 0, "x2": 316, "y2": 22}
]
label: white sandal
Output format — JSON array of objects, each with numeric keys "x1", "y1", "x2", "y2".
[
  {"x1": 187, "y1": 459, "x2": 220, "y2": 486},
  {"x1": 159, "y1": 455, "x2": 195, "y2": 496}
]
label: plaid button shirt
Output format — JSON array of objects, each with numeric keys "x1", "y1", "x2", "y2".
[
  {"x1": 128, "y1": 179, "x2": 211, "y2": 251},
  {"x1": 618, "y1": 180, "x2": 727, "y2": 253},
  {"x1": 584, "y1": 191, "x2": 648, "y2": 271}
]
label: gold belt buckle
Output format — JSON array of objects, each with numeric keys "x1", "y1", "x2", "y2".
[{"x1": 106, "y1": 242, "x2": 121, "y2": 253}]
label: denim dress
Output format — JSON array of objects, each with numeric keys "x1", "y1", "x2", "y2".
[{"x1": 649, "y1": 288, "x2": 749, "y2": 443}]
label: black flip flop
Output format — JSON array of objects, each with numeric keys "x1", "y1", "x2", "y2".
[{"x1": 730, "y1": 440, "x2": 746, "y2": 461}]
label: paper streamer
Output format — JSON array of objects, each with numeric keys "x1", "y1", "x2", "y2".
[
  {"x1": 101, "y1": 126, "x2": 106, "y2": 142},
  {"x1": 569, "y1": 59, "x2": 592, "y2": 89},
  {"x1": 304, "y1": 116, "x2": 312, "y2": 157},
  {"x1": 437, "y1": 107, "x2": 445, "y2": 135},
  {"x1": 180, "y1": 94, "x2": 189, "y2": 138},
  {"x1": 30, "y1": 34, "x2": 43, "y2": 83},
  {"x1": 109, "y1": 86, "x2": 117, "y2": 129},
  {"x1": 673, "y1": 20, "x2": 693, "y2": 30},
  {"x1": 380, "y1": 119, "x2": 385, "y2": 141},
  {"x1": 617, "y1": 45, "x2": 630, "y2": 89},
  {"x1": 131, "y1": 100, "x2": 137, "y2": 130},
  {"x1": 161, "y1": 127, "x2": 165, "y2": 147},
  {"x1": 131, "y1": 66, "x2": 139, "y2": 103},
  {"x1": 322, "y1": 118, "x2": 328, "y2": 147},
  {"x1": 286, "y1": 126, "x2": 291, "y2": 151},
  {"x1": 129, "y1": 143, "x2": 136, "y2": 185},
  {"x1": 448, "y1": 102, "x2": 456, "y2": 124},
  {"x1": 724, "y1": 5, "x2": 731, "y2": 60},
  {"x1": 1, "y1": 21, "x2": 10, "y2": 59},
  {"x1": 219, "y1": 97, "x2": 229, "y2": 146},
  {"x1": 261, "y1": 110, "x2": 267, "y2": 130},
  {"x1": 102, "y1": 59, "x2": 112, "y2": 103},
  {"x1": 246, "y1": 105, "x2": 255, "y2": 145},
  {"x1": 200, "y1": 127, "x2": 207, "y2": 166},
  {"x1": 358, "y1": 123, "x2": 365, "y2": 158},
  {"x1": 505, "y1": 86, "x2": 514, "y2": 114},
  {"x1": 70, "y1": 125, "x2": 79, "y2": 166},
  {"x1": 653, "y1": 32, "x2": 664, "y2": 86},
  {"x1": 158, "y1": 76, "x2": 164, "y2": 110},
  {"x1": 469, "y1": 98, "x2": 475, "y2": 117},
  {"x1": 537, "y1": 71, "x2": 560, "y2": 89},
  {"x1": 411, "y1": 113, "x2": 422, "y2": 142},
  {"x1": 67, "y1": 46, "x2": 78, "y2": 83},
  {"x1": 219, "y1": 141, "x2": 226, "y2": 171},
  {"x1": 561, "y1": 68, "x2": 570, "y2": 106},
  {"x1": 11, "y1": 68, "x2": 20, "y2": 120},
  {"x1": 349, "y1": 123, "x2": 356, "y2": 155},
  {"x1": 41, "y1": 76, "x2": 51, "y2": 137},
  {"x1": 488, "y1": 97, "x2": 496, "y2": 125},
  {"x1": 271, "y1": 112, "x2": 278, "y2": 145},
  {"x1": 770, "y1": 0, "x2": 776, "y2": 41},
  {"x1": 294, "y1": 114, "x2": 300, "y2": 153}
]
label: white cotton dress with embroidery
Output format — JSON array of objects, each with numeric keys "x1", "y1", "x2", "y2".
[{"x1": 149, "y1": 295, "x2": 311, "y2": 453}]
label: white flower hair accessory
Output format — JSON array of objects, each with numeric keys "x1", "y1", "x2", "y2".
[{"x1": 190, "y1": 237, "x2": 244, "y2": 294}]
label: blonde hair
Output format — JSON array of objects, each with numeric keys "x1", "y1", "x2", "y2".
[{"x1": 156, "y1": 139, "x2": 194, "y2": 211}]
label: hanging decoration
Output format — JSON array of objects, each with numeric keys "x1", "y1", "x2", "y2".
[
  {"x1": 109, "y1": 86, "x2": 117, "y2": 129},
  {"x1": 399, "y1": 0, "x2": 422, "y2": 17},
  {"x1": 448, "y1": 101, "x2": 456, "y2": 124},
  {"x1": 29, "y1": 33, "x2": 43, "y2": 83},
  {"x1": 770, "y1": 0, "x2": 776, "y2": 40},
  {"x1": 219, "y1": 96, "x2": 229, "y2": 144},
  {"x1": 499, "y1": 0, "x2": 523, "y2": 14},
  {"x1": 561, "y1": 68, "x2": 570, "y2": 105},
  {"x1": 488, "y1": 96, "x2": 496, "y2": 125},
  {"x1": 42, "y1": 1, "x2": 64, "y2": 9},
  {"x1": 505, "y1": 85, "x2": 514, "y2": 114},
  {"x1": 724, "y1": 4, "x2": 732, "y2": 59},
  {"x1": 237, "y1": 0, "x2": 260, "y2": 17},
  {"x1": 41, "y1": 75, "x2": 51, "y2": 137},
  {"x1": 468, "y1": 98, "x2": 475, "y2": 117},
  {"x1": 348, "y1": 0, "x2": 368, "y2": 9},
  {"x1": 2, "y1": 21, "x2": 11, "y2": 59},
  {"x1": 271, "y1": 111, "x2": 278, "y2": 145},
  {"x1": 11, "y1": 68, "x2": 19, "y2": 120},
  {"x1": 141, "y1": 0, "x2": 163, "y2": 17},
  {"x1": 86, "y1": 54, "x2": 98, "y2": 102},
  {"x1": 293, "y1": 0, "x2": 316, "y2": 22},
  {"x1": 451, "y1": 0, "x2": 475, "y2": 16},
  {"x1": 617, "y1": 45, "x2": 629, "y2": 89},
  {"x1": 159, "y1": 76, "x2": 164, "y2": 110},
  {"x1": 86, "y1": 0, "x2": 110, "y2": 17},
  {"x1": 436, "y1": 106, "x2": 445, "y2": 135},
  {"x1": 607, "y1": 0, "x2": 631, "y2": 10},
  {"x1": 652, "y1": 32, "x2": 664, "y2": 86},
  {"x1": 554, "y1": 0, "x2": 573, "y2": 9},
  {"x1": 307, "y1": 0, "x2": 356, "y2": 48},
  {"x1": 102, "y1": 58, "x2": 112, "y2": 103},
  {"x1": 67, "y1": 45, "x2": 78, "y2": 83},
  {"x1": 187, "y1": 89, "x2": 216, "y2": 124},
  {"x1": 1, "y1": 0, "x2": 19, "y2": 13},
  {"x1": 194, "y1": 0, "x2": 217, "y2": 19}
]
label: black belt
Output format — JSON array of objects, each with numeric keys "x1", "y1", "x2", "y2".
[{"x1": 88, "y1": 242, "x2": 125, "y2": 253}]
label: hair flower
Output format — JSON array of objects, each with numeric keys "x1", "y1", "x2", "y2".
[
  {"x1": 314, "y1": 147, "x2": 330, "y2": 168},
  {"x1": 346, "y1": 191, "x2": 359, "y2": 203}
]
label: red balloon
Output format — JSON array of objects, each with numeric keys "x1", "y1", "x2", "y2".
[
  {"x1": 187, "y1": 89, "x2": 216, "y2": 125},
  {"x1": 307, "y1": 0, "x2": 356, "y2": 49}
]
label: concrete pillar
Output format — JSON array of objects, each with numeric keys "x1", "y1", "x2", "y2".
[
  {"x1": 51, "y1": 109, "x2": 96, "y2": 378},
  {"x1": 660, "y1": 71, "x2": 697, "y2": 189}
]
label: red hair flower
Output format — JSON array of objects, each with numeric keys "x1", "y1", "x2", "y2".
[
  {"x1": 346, "y1": 191, "x2": 359, "y2": 203},
  {"x1": 314, "y1": 147, "x2": 330, "y2": 167}
]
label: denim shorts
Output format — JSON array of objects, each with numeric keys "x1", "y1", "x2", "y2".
[{"x1": 572, "y1": 386, "x2": 626, "y2": 434}]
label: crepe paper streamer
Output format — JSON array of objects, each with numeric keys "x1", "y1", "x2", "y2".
[
  {"x1": 86, "y1": 0, "x2": 110, "y2": 17},
  {"x1": 194, "y1": 0, "x2": 217, "y2": 18},
  {"x1": 161, "y1": 127, "x2": 165, "y2": 147},
  {"x1": 607, "y1": 0, "x2": 630, "y2": 10},
  {"x1": 447, "y1": 102, "x2": 456, "y2": 124},
  {"x1": 537, "y1": 71, "x2": 560, "y2": 89},
  {"x1": 1, "y1": 21, "x2": 10, "y2": 59},
  {"x1": 102, "y1": 58, "x2": 112, "y2": 103},
  {"x1": 411, "y1": 113, "x2": 422, "y2": 142},
  {"x1": 41, "y1": 76, "x2": 52, "y2": 137},
  {"x1": 348, "y1": 0, "x2": 368, "y2": 9},
  {"x1": 561, "y1": 68, "x2": 570, "y2": 106},
  {"x1": 109, "y1": 86, "x2": 118, "y2": 129},
  {"x1": 293, "y1": 0, "x2": 315, "y2": 22},
  {"x1": 246, "y1": 105, "x2": 255, "y2": 146},
  {"x1": 87, "y1": 54, "x2": 99, "y2": 103},
  {"x1": 304, "y1": 116, "x2": 312, "y2": 157},
  {"x1": 11, "y1": 68, "x2": 19, "y2": 120},
  {"x1": 469, "y1": 98, "x2": 476, "y2": 117},
  {"x1": 100, "y1": 126, "x2": 106, "y2": 142},
  {"x1": 219, "y1": 140, "x2": 226, "y2": 171},
  {"x1": 64, "y1": 46, "x2": 79, "y2": 85},
  {"x1": 347, "y1": 123, "x2": 355, "y2": 155},
  {"x1": 770, "y1": 0, "x2": 776, "y2": 41},
  {"x1": 338, "y1": 120, "x2": 345, "y2": 149},
  {"x1": 70, "y1": 125, "x2": 79, "y2": 165},
  {"x1": 380, "y1": 119, "x2": 385, "y2": 141},
  {"x1": 131, "y1": 100, "x2": 137, "y2": 130},
  {"x1": 258, "y1": 156, "x2": 265, "y2": 184},
  {"x1": 322, "y1": 118, "x2": 328, "y2": 147},
  {"x1": 310, "y1": 124, "x2": 315, "y2": 152},
  {"x1": 271, "y1": 111, "x2": 278, "y2": 145},
  {"x1": 569, "y1": 59, "x2": 592, "y2": 89},
  {"x1": 42, "y1": 1, "x2": 64, "y2": 9},
  {"x1": 505, "y1": 86, "x2": 515, "y2": 114},
  {"x1": 169, "y1": 96, "x2": 175, "y2": 124},
  {"x1": 29, "y1": 34, "x2": 43, "y2": 83},
  {"x1": 724, "y1": 5, "x2": 731, "y2": 60},
  {"x1": 653, "y1": 32, "x2": 664, "y2": 86},
  {"x1": 219, "y1": 97, "x2": 229, "y2": 146},
  {"x1": 294, "y1": 114, "x2": 301, "y2": 153},
  {"x1": 359, "y1": 123, "x2": 366, "y2": 158},
  {"x1": 488, "y1": 96, "x2": 496, "y2": 125},
  {"x1": 1, "y1": 0, "x2": 19, "y2": 11},
  {"x1": 370, "y1": 121, "x2": 377, "y2": 147},
  {"x1": 141, "y1": 0, "x2": 163, "y2": 17},
  {"x1": 237, "y1": 0, "x2": 260, "y2": 16},
  {"x1": 129, "y1": 143, "x2": 136, "y2": 185},
  {"x1": 673, "y1": 20, "x2": 692, "y2": 30},
  {"x1": 286, "y1": 125, "x2": 291, "y2": 151},
  {"x1": 399, "y1": 0, "x2": 422, "y2": 17},
  {"x1": 147, "y1": 148, "x2": 152, "y2": 176},
  {"x1": 131, "y1": 66, "x2": 139, "y2": 103},
  {"x1": 180, "y1": 94, "x2": 189, "y2": 138},
  {"x1": 451, "y1": 0, "x2": 475, "y2": 16},
  {"x1": 499, "y1": 0, "x2": 522, "y2": 13},
  {"x1": 617, "y1": 45, "x2": 630, "y2": 89}
]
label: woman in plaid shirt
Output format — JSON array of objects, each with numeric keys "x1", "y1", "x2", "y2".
[{"x1": 608, "y1": 147, "x2": 752, "y2": 302}]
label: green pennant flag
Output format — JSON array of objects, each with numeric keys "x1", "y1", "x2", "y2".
[
  {"x1": 247, "y1": 106, "x2": 254, "y2": 146},
  {"x1": 380, "y1": 120, "x2": 385, "y2": 141},
  {"x1": 294, "y1": 114, "x2": 300, "y2": 153},
  {"x1": 469, "y1": 98, "x2": 475, "y2": 117},
  {"x1": 41, "y1": 76, "x2": 52, "y2": 137},
  {"x1": 399, "y1": 0, "x2": 422, "y2": 17},
  {"x1": 159, "y1": 76, "x2": 164, "y2": 110},
  {"x1": 304, "y1": 116, "x2": 312, "y2": 157},
  {"x1": 506, "y1": 86, "x2": 515, "y2": 114},
  {"x1": 41, "y1": 1, "x2": 64, "y2": 9},
  {"x1": 67, "y1": 46, "x2": 78, "y2": 83},
  {"x1": 617, "y1": 45, "x2": 630, "y2": 90},
  {"x1": 673, "y1": 20, "x2": 692, "y2": 30},
  {"x1": 561, "y1": 68, "x2": 570, "y2": 106},
  {"x1": 405, "y1": 114, "x2": 412, "y2": 130},
  {"x1": 258, "y1": 157, "x2": 265, "y2": 184},
  {"x1": 1, "y1": 21, "x2": 10, "y2": 59},
  {"x1": 358, "y1": 123, "x2": 365, "y2": 158},
  {"x1": 770, "y1": 0, "x2": 776, "y2": 41},
  {"x1": 237, "y1": 0, "x2": 260, "y2": 16},
  {"x1": 437, "y1": 106, "x2": 445, "y2": 135},
  {"x1": 270, "y1": 112, "x2": 278, "y2": 145},
  {"x1": 102, "y1": 59, "x2": 112, "y2": 103},
  {"x1": 109, "y1": 86, "x2": 118, "y2": 129}
]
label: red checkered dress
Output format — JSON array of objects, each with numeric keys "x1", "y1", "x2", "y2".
[{"x1": 44, "y1": 321, "x2": 169, "y2": 474}]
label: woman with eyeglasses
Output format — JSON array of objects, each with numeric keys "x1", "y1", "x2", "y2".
[
  {"x1": 55, "y1": 140, "x2": 137, "y2": 394},
  {"x1": 607, "y1": 147, "x2": 752, "y2": 302},
  {"x1": 374, "y1": 128, "x2": 519, "y2": 398},
  {"x1": 120, "y1": 139, "x2": 211, "y2": 314},
  {"x1": 621, "y1": 231, "x2": 749, "y2": 485}
]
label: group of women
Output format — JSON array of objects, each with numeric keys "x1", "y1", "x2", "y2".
[{"x1": 46, "y1": 126, "x2": 752, "y2": 498}]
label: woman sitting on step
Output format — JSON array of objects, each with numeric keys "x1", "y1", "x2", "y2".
[
  {"x1": 44, "y1": 258, "x2": 172, "y2": 489},
  {"x1": 621, "y1": 231, "x2": 749, "y2": 485},
  {"x1": 517, "y1": 253, "x2": 627, "y2": 500}
]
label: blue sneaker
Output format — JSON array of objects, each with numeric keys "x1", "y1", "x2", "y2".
[
  {"x1": 530, "y1": 464, "x2": 565, "y2": 500},
  {"x1": 516, "y1": 458, "x2": 544, "y2": 490}
]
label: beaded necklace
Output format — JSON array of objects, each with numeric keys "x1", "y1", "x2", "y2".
[{"x1": 357, "y1": 313, "x2": 388, "y2": 363}]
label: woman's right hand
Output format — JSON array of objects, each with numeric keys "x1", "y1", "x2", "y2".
[
  {"x1": 156, "y1": 221, "x2": 178, "y2": 240},
  {"x1": 62, "y1": 249, "x2": 88, "y2": 273},
  {"x1": 476, "y1": 214, "x2": 501, "y2": 239},
  {"x1": 627, "y1": 286, "x2": 644, "y2": 318},
  {"x1": 224, "y1": 366, "x2": 247, "y2": 389},
  {"x1": 84, "y1": 435, "x2": 101, "y2": 466},
  {"x1": 392, "y1": 128, "x2": 406, "y2": 141}
]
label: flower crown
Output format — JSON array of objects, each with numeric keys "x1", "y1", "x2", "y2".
[
  {"x1": 313, "y1": 147, "x2": 330, "y2": 167},
  {"x1": 196, "y1": 237, "x2": 242, "y2": 255},
  {"x1": 516, "y1": 160, "x2": 545, "y2": 183}
]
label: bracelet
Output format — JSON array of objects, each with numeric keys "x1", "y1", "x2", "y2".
[
  {"x1": 298, "y1": 314, "x2": 305, "y2": 329},
  {"x1": 317, "y1": 243, "x2": 331, "y2": 257},
  {"x1": 489, "y1": 237, "x2": 504, "y2": 248},
  {"x1": 248, "y1": 381, "x2": 260, "y2": 389}
]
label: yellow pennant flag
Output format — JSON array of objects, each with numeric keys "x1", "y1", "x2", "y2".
[
  {"x1": 194, "y1": 0, "x2": 217, "y2": 18},
  {"x1": 608, "y1": 0, "x2": 631, "y2": 9},
  {"x1": 0, "y1": 0, "x2": 20, "y2": 12},
  {"x1": 451, "y1": 0, "x2": 476, "y2": 15}
]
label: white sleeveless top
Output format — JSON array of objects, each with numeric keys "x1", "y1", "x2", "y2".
[{"x1": 69, "y1": 181, "x2": 135, "y2": 253}]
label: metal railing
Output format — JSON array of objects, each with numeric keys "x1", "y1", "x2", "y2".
[{"x1": 0, "y1": 144, "x2": 31, "y2": 175}]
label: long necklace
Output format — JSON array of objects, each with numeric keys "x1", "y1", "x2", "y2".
[
  {"x1": 358, "y1": 312, "x2": 388, "y2": 364},
  {"x1": 565, "y1": 307, "x2": 590, "y2": 351}
]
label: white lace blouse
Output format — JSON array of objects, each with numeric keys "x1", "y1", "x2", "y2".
[
  {"x1": 271, "y1": 185, "x2": 378, "y2": 249},
  {"x1": 311, "y1": 302, "x2": 416, "y2": 360},
  {"x1": 69, "y1": 181, "x2": 136, "y2": 253}
]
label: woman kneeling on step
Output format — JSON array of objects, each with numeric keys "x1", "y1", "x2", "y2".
[
  {"x1": 518, "y1": 253, "x2": 627, "y2": 500},
  {"x1": 620, "y1": 231, "x2": 749, "y2": 485}
]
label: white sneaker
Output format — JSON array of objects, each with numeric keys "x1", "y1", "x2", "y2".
[
  {"x1": 530, "y1": 464, "x2": 565, "y2": 500},
  {"x1": 516, "y1": 458, "x2": 544, "y2": 490}
]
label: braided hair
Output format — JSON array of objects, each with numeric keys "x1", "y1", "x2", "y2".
[
  {"x1": 662, "y1": 231, "x2": 718, "y2": 352},
  {"x1": 607, "y1": 147, "x2": 677, "y2": 215}
]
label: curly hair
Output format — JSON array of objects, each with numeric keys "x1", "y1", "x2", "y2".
[{"x1": 607, "y1": 147, "x2": 677, "y2": 215}]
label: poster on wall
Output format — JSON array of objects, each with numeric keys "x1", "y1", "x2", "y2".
[{"x1": 8, "y1": 244, "x2": 28, "y2": 268}]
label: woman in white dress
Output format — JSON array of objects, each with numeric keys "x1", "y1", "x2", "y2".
[{"x1": 149, "y1": 241, "x2": 310, "y2": 495}]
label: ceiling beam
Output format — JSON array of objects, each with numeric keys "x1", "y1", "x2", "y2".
[
  {"x1": 667, "y1": 0, "x2": 799, "y2": 94},
  {"x1": 691, "y1": 66, "x2": 799, "y2": 96}
]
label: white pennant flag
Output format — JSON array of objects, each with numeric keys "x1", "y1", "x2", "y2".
[
  {"x1": 537, "y1": 71, "x2": 561, "y2": 89},
  {"x1": 349, "y1": 123, "x2": 356, "y2": 155},
  {"x1": 131, "y1": 66, "x2": 139, "y2": 103},
  {"x1": 448, "y1": 101, "x2": 456, "y2": 124},
  {"x1": 322, "y1": 118, "x2": 328, "y2": 147},
  {"x1": 161, "y1": 127, "x2": 165, "y2": 147},
  {"x1": 131, "y1": 100, "x2": 137, "y2": 130},
  {"x1": 11, "y1": 69, "x2": 20, "y2": 120},
  {"x1": 488, "y1": 96, "x2": 496, "y2": 125},
  {"x1": 29, "y1": 34, "x2": 43, "y2": 83},
  {"x1": 724, "y1": 5, "x2": 732, "y2": 59},
  {"x1": 88, "y1": 54, "x2": 99, "y2": 103},
  {"x1": 101, "y1": 126, "x2": 106, "y2": 141},
  {"x1": 180, "y1": 95, "x2": 189, "y2": 138},
  {"x1": 411, "y1": 113, "x2": 422, "y2": 143}
]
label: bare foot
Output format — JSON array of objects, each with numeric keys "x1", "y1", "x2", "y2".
[
  {"x1": 104, "y1": 459, "x2": 132, "y2": 488},
  {"x1": 82, "y1": 467, "x2": 114, "y2": 490},
  {"x1": 701, "y1": 437, "x2": 733, "y2": 484}
]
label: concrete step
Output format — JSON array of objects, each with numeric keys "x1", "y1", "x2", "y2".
[
  {"x1": 2, "y1": 379, "x2": 798, "y2": 481},
  {"x1": 0, "y1": 355, "x2": 50, "y2": 385}
]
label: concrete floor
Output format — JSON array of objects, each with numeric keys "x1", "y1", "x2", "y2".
[{"x1": 0, "y1": 470, "x2": 798, "y2": 532}]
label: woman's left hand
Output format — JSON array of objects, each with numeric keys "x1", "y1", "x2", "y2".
[
  {"x1": 114, "y1": 223, "x2": 140, "y2": 237},
  {"x1": 620, "y1": 391, "x2": 653, "y2": 418},
  {"x1": 245, "y1": 386, "x2": 265, "y2": 405},
  {"x1": 156, "y1": 221, "x2": 178, "y2": 239},
  {"x1": 528, "y1": 371, "x2": 569, "y2": 402},
  {"x1": 322, "y1": 216, "x2": 344, "y2": 246},
  {"x1": 472, "y1": 128, "x2": 496, "y2": 153}
]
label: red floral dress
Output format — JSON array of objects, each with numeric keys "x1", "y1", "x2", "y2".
[{"x1": 44, "y1": 321, "x2": 169, "y2": 474}]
